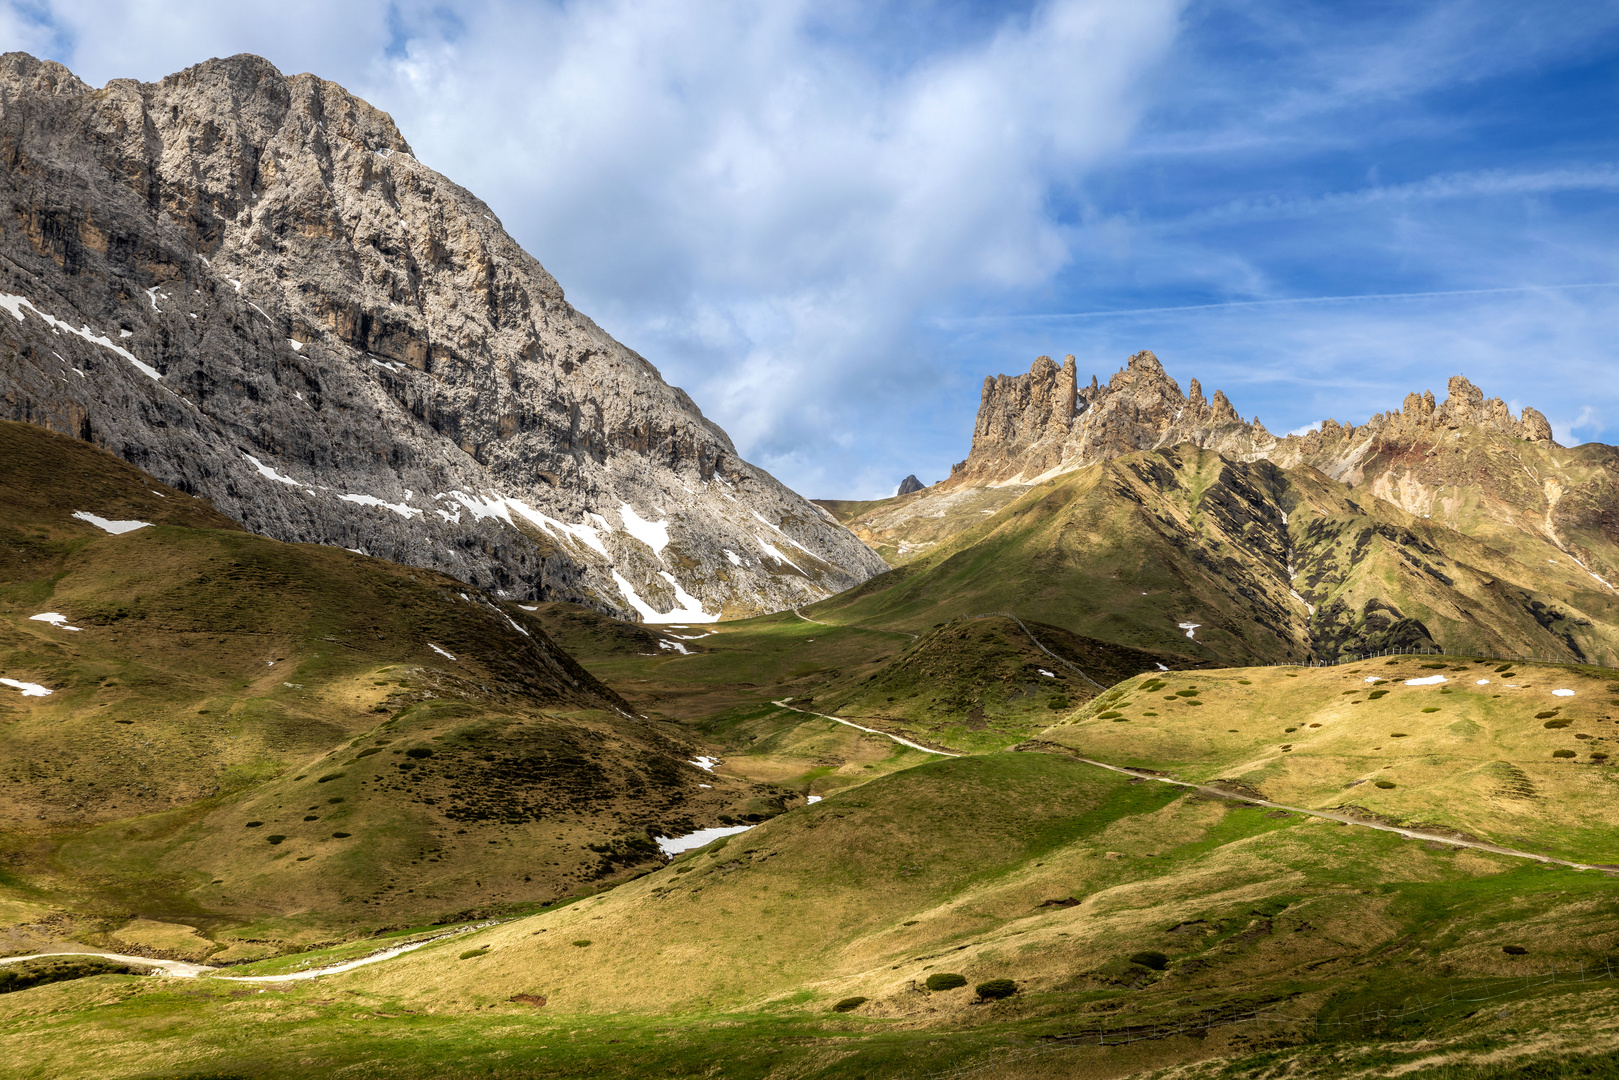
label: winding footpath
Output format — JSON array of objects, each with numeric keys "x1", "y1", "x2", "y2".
[
  {"x1": 791, "y1": 608, "x2": 918, "y2": 640},
  {"x1": 1049, "y1": 749, "x2": 1616, "y2": 873},
  {"x1": 773, "y1": 699, "x2": 961, "y2": 757},
  {"x1": 769, "y1": 698, "x2": 1610, "y2": 874},
  {"x1": 0, "y1": 925, "x2": 489, "y2": 982}
]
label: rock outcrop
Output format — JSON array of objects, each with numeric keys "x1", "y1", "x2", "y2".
[
  {"x1": 896, "y1": 474, "x2": 924, "y2": 496},
  {"x1": 0, "y1": 53, "x2": 886, "y2": 621}
]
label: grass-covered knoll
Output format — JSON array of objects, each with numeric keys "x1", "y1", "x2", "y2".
[
  {"x1": 0, "y1": 422, "x2": 785, "y2": 950},
  {"x1": 1043, "y1": 657, "x2": 1619, "y2": 863},
  {"x1": 806, "y1": 614, "x2": 1187, "y2": 753},
  {"x1": 805, "y1": 444, "x2": 1619, "y2": 668},
  {"x1": 8, "y1": 749, "x2": 1619, "y2": 1078}
]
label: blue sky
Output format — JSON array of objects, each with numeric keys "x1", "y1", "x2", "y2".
[{"x1": 5, "y1": 1, "x2": 1619, "y2": 497}]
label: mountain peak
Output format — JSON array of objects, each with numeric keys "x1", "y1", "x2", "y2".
[{"x1": 949, "y1": 351, "x2": 1559, "y2": 489}]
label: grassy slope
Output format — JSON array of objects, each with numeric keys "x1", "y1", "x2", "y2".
[
  {"x1": 6, "y1": 747, "x2": 1619, "y2": 1077},
  {"x1": 0, "y1": 421, "x2": 789, "y2": 953},
  {"x1": 1044, "y1": 657, "x2": 1619, "y2": 864},
  {"x1": 805, "y1": 445, "x2": 1619, "y2": 667}
]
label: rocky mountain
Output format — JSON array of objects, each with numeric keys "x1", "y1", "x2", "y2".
[
  {"x1": 820, "y1": 350, "x2": 1619, "y2": 665},
  {"x1": 895, "y1": 474, "x2": 923, "y2": 496},
  {"x1": 0, "y1": 52, "x2": 885, "y2": 622}
]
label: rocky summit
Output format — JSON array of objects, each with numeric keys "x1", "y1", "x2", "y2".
[{"x1": 0, "y1": 53, "x2": 885, "y2": 621}]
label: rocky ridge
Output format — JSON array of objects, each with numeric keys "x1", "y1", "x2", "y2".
[
  {"x1": 0, "y1": 52, "x2": 885, "y2": 621},
  {"x1": 952, "y1": 350, "x2": 1554, "y2": 489}
]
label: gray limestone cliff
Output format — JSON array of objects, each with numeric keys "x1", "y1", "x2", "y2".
[{"x1": 0, "y1": 52, "x2": 886, "y2": 620}]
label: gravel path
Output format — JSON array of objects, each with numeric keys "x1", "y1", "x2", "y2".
[{"x1": 773, "y1": 699, "x2": 961, "y2": 757}]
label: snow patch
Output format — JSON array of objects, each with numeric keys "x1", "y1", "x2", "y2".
[
  {"x1": 807, "y1": 795, "x2": 822, "y2": 804},
  {"x1": 241, "y1": 453, "x2": 301, "y2": 487},
  {"x1": 690, "y1": 756, "x2": 720, "y2": 772},
  {"x1": 29, "y1": 613, "x2": 80, "y2": 631},
  {"x1": 1038, "y1": 669, "x2": 1055, "y2": 678},
  {"x1": 288, "y1": 338, "x2": 303, "y2": 352},
  {"x1": 1476, "y1": 679, "x2": 1490, "y2": 685},
  {"x1": 756, "y1": 537, "x2": 803, "y2": 573},
  {"x1": 0, "y1": 678, "x2": 50, "y2": 697},
  {"x1": 611, "y1": 571, "x2": 718, "y2": 624},
  {"x1": 1553, "y1": 688, "x2": 1576, "y2": 697},
  {"x1": 659, "y1": 640, "x2": 692, "y2": 655},
  {"x1": 503, "y1": 498, "x2": 610, "y2": 557},
  {"x1": 1156, "y1": 663, "x2": 1169, "y2": 671},
  {"x1": 71, "y1": 511, "x2": 150, "y2": 535},
  {"x1": 750, "y1": 509, "x2": 818, "y2": 559},
  {"x1": 619, "y1": 503, "x2": 670, "y2": 559},
  {"x1": 1178, "y1": 622, "x2": 1200, "y2": 640},
  {"x1": 428, "y1": 644, "x2": 456, "y2": 660},
  {"x1": 338, "y1": 493, "x2": 424, "y2": 520},
  {"x1": 0, "y1": 292, "x2": 163, "y2": 380},
  {"x1": 655, "y1": 824, "x2": 752, "y2": 857},
  {"x1": 518, "y1": 605, "x2": 538, "y2": 611},
  {"x1": 723, "y1": 549, "x2": 743, "y2": 566},
  {"x1": 1404, "y1": 675, "x2": 1448, "y2": 686},
  {"x1": 504, "y1": 615, "x2": 530, "y2": 637}
]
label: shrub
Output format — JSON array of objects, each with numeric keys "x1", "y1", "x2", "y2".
[
  {"x1": 924, "y1": 973, "x2": 967, "y2": 991},
  {"x1": 1174, "y1": 689, "x2": 1199, "y2": 697},
  {"x1": 1421, "y1": 707, "x2": 1440, "y2": 713},
  {"x1": 1503, "y1": 945, "x2": 1527, "y2": 955},
  {"x1": 1187, "y1": 700, "x2": 1204, "y2": 706},
  {"x1": 1238, "y1": 679, "x2": 1252, "y2": 685},
  {"x1": 1097, "y1": 710, "x2": 1122, "y2": 719},
  {"x1": 1545, "y1": 720, "x2": 1571, "y2": 729},
  {"x1": 1047, "y1": 697, "x2": 1070, "y2": 710},
  {"x1": 832, "y1": 996, "x2": 868, "y2": 1012},
  {"x1": 1496, "y1": 664, "x2": 1515, "y2": 672},
  {"x1": 459, "y1": 947, "x2": 488, "y2": 960},
  {"x1": 1368, "y1": 690, "x2": 1389, "y2": 699},
  {"x1": 1284, "y1": 727, "x2": 1297, "y2": 733},
  {"x1": 675, "y1": 864, "x2": 694, "y2": 874},
  {"x1": 1391, "y1": 733, "x2": 1409, "y2": 738},
  {"x1": 266, "y1": 835, "x2": 286, "y2": 844},
  {"x1": 976, "y1": 979, "x2": 1017, "y2": 1000},
  {"x1": 1536, "y1": 711, "x2": 1561, "y2": 720},
  {"x1": 1129, "y1": 952, "x2": 1168, "y2": 971},
  {"x1": 331, "y1": 832, "x2": 351, "y2": 838},
  {"x1": 1592, "y1": 753, "x2": 1610, "y2": 762},
  {"x1": 572, "y1": 940, "x2": 593, "y2": 948},
  {"x1": 1374, "y1": 780, "x2": 1396, "y2": 789},
  {"x1": 317, "y1": 773, "x2": 345, "y2": 783},
  {"x1": 406, "y1": 747, "x2": 435, "y2": 759},
  {"x1": 1420, "y1": 662, "x2": 1447, "y2": 669},
  {"x1": 245, "y1": 821, "x2": 263, "y2": 828},
  {"x1": 1553, "y1": 749, "x2": 1576, "y2": 758}
]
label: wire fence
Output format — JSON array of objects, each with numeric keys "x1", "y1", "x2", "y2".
[{"x1": 896, "y1": 960, "x2": 1619, "y2": 1080}]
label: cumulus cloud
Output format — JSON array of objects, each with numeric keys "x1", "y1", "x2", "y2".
[{"x1": 8, "y1": 0, "x2": 1183, "y2": 496}]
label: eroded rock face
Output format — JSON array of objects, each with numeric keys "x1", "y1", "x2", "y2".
[
  {"x1": 952, "y1": 351, "x2": 1558, "y2": 491},
  {"x1": 0, "y1": 52, "x2": 886, "y2": 620},
  {"x1": 895, "y1": 474, "x2": 924, "y2": 496}
]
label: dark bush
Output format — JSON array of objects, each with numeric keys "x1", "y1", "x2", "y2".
[
  {"x1": 406, "y1": 747, "x2": 435, "y2": 759},
  {"x1": 1554, "y1": 749, "x2": 1577, "y2": 758},
  {"x1": 1421, "y1": 707, "x2": 1440, "y2": 713},
  {"x1": 459, "y1": 947, "x2": 488, "y2": 960},
  {"x1": 1047, "y1": 697, "x2": 1070, "y2": 710},
  {"x1": 1374, "y1": 780, "x2": 1396, "y2": 789},
  {"x1": 1592, "y1": 753, "x2": 1609, "y2": 762},
  {"x1": 1536, "y1": 711, "x2": 1561, "y2": 720},
  {"x1": 1545, "y1": 720, "x2": 1571, "y2": 729},
  {"x1": 1368, "y1": 690, "x2": 1389, "y2": 699},
  {"x1": 1174, "y1": 689, "x2": 1199, "y2": 697},
  {"x1": 832, "y1": 996, "x2": 868, "y2": 1012},
  {"x1": 1097, "y1": 710, "x2": 1122, "y2": 719},
  {"x1": 925, "y1": 973, "x2": 967, "y2": 991},
  {"x1": 331, "y1": 832, "x2": 351, "y2": 838},
  {"x1": 1503, "y1": 945, "x2": 1527, "y2": 955},
  {"x1": 572, "y1": 940, "x2": 593, "y2": 948},
  {"x1": 1188, "y1": 700, "x2": 1204, "y2": 706},
  {"x1": 1391, "y1": 733, "x2": 1409, "y2": 738},
  {"x1": 1129, "y1": 952, "x2": 1168, "y2": 971},
  {"x1": 317, "y1": 773, "x2": 345, "y2": 783},
  {"x1": 245, "y1": 821, "x2": 263, "y2": 828},
  {"x1": 266, "y1": 835, "x2": 286, "y2": 844},
  {"x1": 976, "y1": 979, "x2": 1017, "y2": 1000}
]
